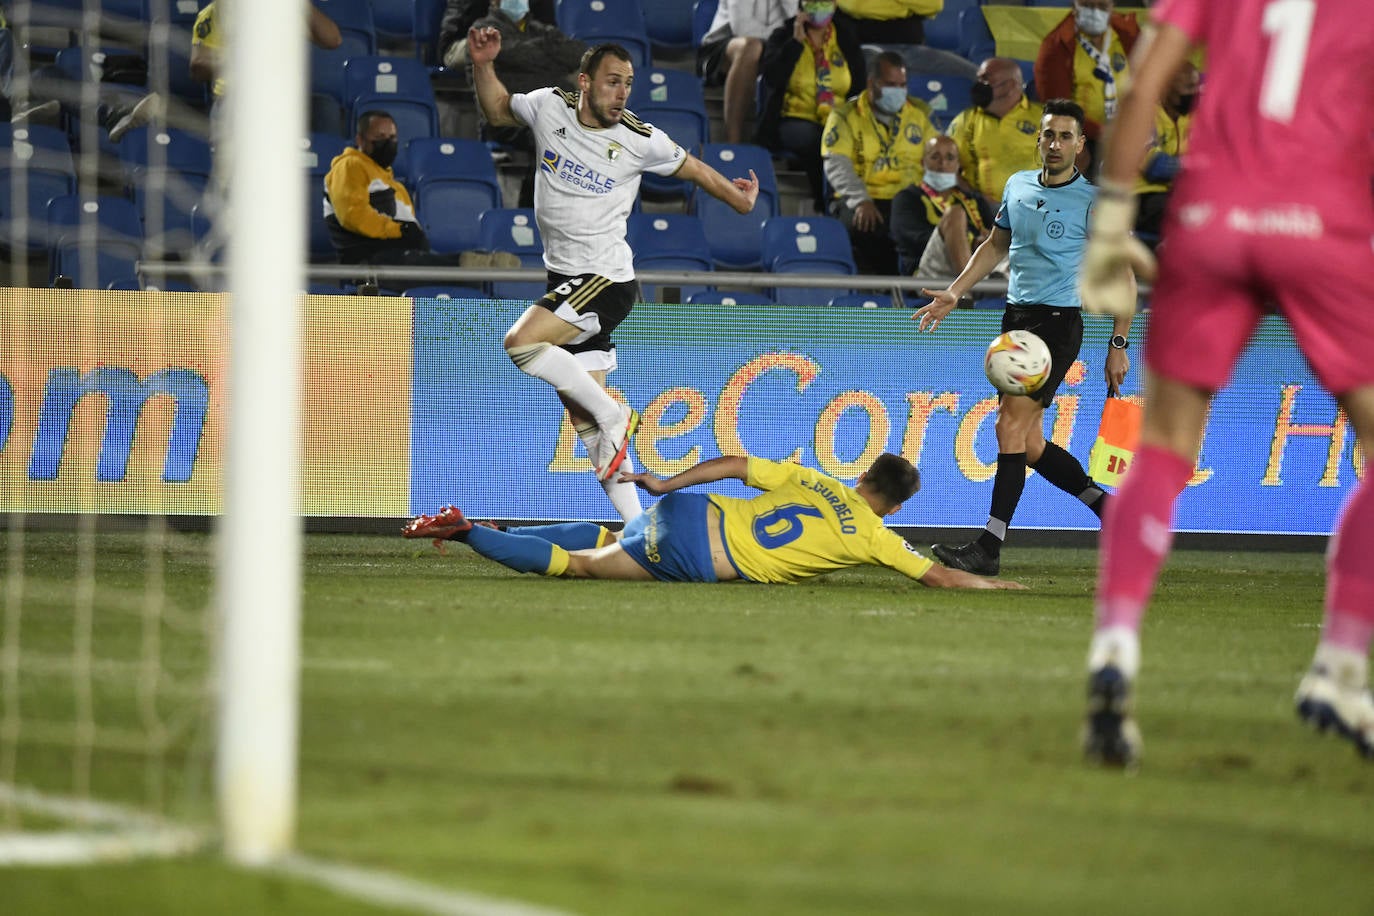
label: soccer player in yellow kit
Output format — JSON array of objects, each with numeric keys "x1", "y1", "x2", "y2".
[{"x1": 404, "y1": 454, "x2": 1024, "y2": 590}]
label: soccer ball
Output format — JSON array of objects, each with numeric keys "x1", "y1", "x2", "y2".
[{"x1": 984, "y1": 330, "x2": 1052, "y2": 396}]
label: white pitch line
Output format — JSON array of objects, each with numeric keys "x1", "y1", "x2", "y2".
[
  {"x1": 1, "y1": 783, "x2": 580, "y2": 916},
  {"x1": 275, "y1": 854, "x2": 582, "y2": 916}
]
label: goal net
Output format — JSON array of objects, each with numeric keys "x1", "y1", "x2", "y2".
[{"x1": 1, "y1": 0, "x2": 302, "y2": 866}]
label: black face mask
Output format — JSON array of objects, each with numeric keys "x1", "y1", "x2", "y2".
[
  {"x1": 970, "y1": 81, "x2": 994, "y2": 110},
  {"x1": 1174, "y1": 92, "x2": 1197, "y2": 116},
  {"x1": 368, "y1": 138, "x2": 398, "y2": 169}
]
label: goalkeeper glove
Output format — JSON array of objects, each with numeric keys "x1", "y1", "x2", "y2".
[{"x1": 1080, "y1": 181, "x2": 1153, "y2": 318}]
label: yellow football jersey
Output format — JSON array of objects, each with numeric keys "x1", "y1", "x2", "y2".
[{"x1": 708, "y1": 458, "x2": 934, "y2": 584}]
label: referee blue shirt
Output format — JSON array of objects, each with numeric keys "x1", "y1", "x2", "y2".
[{"x1": 994, "y1": 169, "x2": 1095, "y2": 308}]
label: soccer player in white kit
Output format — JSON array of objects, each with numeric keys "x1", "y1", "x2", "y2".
[{"x1": 469, "y1": 32, "x2": 761, "y2": 522}]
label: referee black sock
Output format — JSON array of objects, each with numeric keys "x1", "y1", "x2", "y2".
[
  {"x1": 1031, "y1": 441, "x2": 1108, "y2": 519},
  {"x1": 976, "y1": 452, "x2": 1027, "y2": 557}
]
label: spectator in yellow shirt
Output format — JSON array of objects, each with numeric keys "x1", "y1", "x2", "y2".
[
  {"x1": 821, "y1": 51, "x2": 937, "y2": 274},
  {"x1": 834, "y1": 0, "x2": 943, "y2": 45},
  {"x1": 946, "y1": 57, "x2": 1043, "y2": 204}
]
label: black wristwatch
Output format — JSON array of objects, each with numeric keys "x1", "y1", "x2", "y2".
[{"x1": 1109, "y1": 335, "x2": 1130, "y2": 350}]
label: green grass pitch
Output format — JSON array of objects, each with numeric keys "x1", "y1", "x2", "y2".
[{"x1": 2, "y1": 531, "x2": 1373, "y2": 915}]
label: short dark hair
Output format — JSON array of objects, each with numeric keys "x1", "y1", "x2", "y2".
[
  {"x1": 580, "y1": 43, "x2": 633, "y2": 78},
  {"x1": 864, "y1": 453, "x2": 920, "y2": 508},
  {"x1": 355, "y1": 110, "x2": 394, "y2": 137},
  {"x1": 1041, "y1": 98, "x2": 1086, "y2": 134},
  {"x1": 872, "y1": 50, "x2": 907, "y2": 79}
]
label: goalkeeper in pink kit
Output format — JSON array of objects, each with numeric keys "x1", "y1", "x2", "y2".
[{"x1": 1078, "y1": 0, "x2": 1374, "y2": 765}]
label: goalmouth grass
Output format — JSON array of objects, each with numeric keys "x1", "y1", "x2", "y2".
[{"x1": 3, "y1": 531, "x2": 1373, "y2": 915}]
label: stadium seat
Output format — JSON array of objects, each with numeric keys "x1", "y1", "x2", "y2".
[
  {"x1": 117, "y1": 125, "x2": 213, "y2": 186},
  {"x1": 907, "y1": 73, "x2": 973, "y2": 129},
  {"x1": 644, "y1": 0, "x2": 695, "y2": 50},
  {"x1": 686, "y1": 289, "x2": 772, "y2": 306},
  {"x1": 691, "y1": 0, "x2": 718, "y2": 47},
  {"x1": 45, "y1": 193, "x2": 144, "y2": 288},
  {"x1": 304, "y1": 132, "x2": 349, "y2": 177},
  {"x1": 692, "y1": 142, "x2": 778, "y2": 269},
  {"x1": 371, "y1": 0, "x2": 416, "y2": 47},
  {"x1": 959, "y1": 7, "x2": 995, "y2": 65},
  {"x1": 627, "y1": 212, "x2": 713, "y2": 302},
  {"x1": 313, "y1": 0, "x2": 377, "y2": 55},
  {"x1": 135, "y1": 172, "x2": 209, "y2": 259},
  {"x1": 829, "y1": 292, "x2": 894, "y2": 309},
  {"x1": 923, "y1": 0, "x2": 972, "y2": 53},
  {"x1": 403, "y1": 285, "x2": 491, "y2": 300},
  {"x1": 556, "y1": 0, "x2": 652, "y2": 68},
  {"x1": 628, "y1": 69, "x2": 709, "y2": 198},
  {"x1": 405, "y1": 138, "x2": 502, "y2": 253},
  {"x1": 761, "y1": 215, "x2": 855, "y2": 306},
  {"x1": 413, "y1": 0, "x2": 448, "y2": 64},
  {"x1": 478, "y1": 208, "x2": 546, "y2": 301},
  {"x1": 344, "y1": 56, "x2": 440, "y2": 141}
]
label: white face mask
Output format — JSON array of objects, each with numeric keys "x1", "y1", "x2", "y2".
[
  {"x1": 874, "y1": 85, "x2": 907, "y2": 115},
  {"x1": 1075, "y1": 7, "x2": 1111, "y2": 36},
  {"x1": 503, "y1": 0, "x2": 530, "y2": 20},
  {"x1": 923, "y1": 169, "x2": 958, "y2": 192}
]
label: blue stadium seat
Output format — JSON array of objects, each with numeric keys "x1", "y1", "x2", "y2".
[
  {"x1": 628, "y1": 69, "x2": 709, "y2": 198},
  {"x1": 136, "y1": 172, "x2": 209, "y2": 258},
  {"x1": 371, "y1": 0, "x2": 417, "y2": 45},
  {"x1": 413, "y1": 0, "x2": 448, "y2": 64},
  {"x1": 907, "y1": 73, "x2": 973, "y2": 129},
  {"x1": 686, "y1": 289, "x2": 772, "y2": 306},
  {"x1": 627, "y1": 212, "x2": 713, "y2": 302},
  {"x1": 313, "y1": 0, "x2": 377, "y2": 54},
  {"x1": 344, "y1": 55, "x2": 440, "y2": 141},
  {"x1": 118, "y1": 125, "x2": 213, "y2": 185},
  {"x1": 691, "y1": 0, "x2": 718, "y2": 47},
  {"x1": 304, "y1": 132, "x2": 350, "y2": 177},
  {"x1": 0, "y1": 125, "x2": 79, "y2": 252},
  {"x1": 557, "y1": 0, "x2": 652, "y2": 68},
  {"x1": 403, "y1": 285, "x2": 491, "y2": 300},
  {"x1": 405, "y1": 138, "x2": 502, "y2": 253},
  {"x1": 924, "y1": 0, "x2": 975, "y2": 52},
  {"x1": 644, "y1": 0, "x2": 695, "y2": 50},
  {"x1": 46, "y1": 194, "x2": 144, "y2": 288},
  {"x1": 478, "y1": 208, "x2": 546, "y2": 301},
  {"x1": 829, "y1": 292, "x2": 895, "y2": 309},
  {"x1": 692, "y1": 142, "x2": 778, "y2": 269},
  {"x1": 761, "y1": 215, "x2": 855, "y2": 306},
  {"x1": 959, "y1": 7, "x2": 995, "y2": 65}
]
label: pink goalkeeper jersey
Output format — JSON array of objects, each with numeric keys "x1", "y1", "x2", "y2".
[{"x1": 1155, "y1": 0, "x2": 1374, "y2": 211}]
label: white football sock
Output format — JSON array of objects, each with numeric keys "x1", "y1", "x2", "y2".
[
  {"x1": 509, "y1": 342, "x2": 621, "y2": 428},
  {"x1": 1088, "y1": 625, "x2": 1140, "y2": 680},
  {"x1": 577, "y1": 421, "x2": 642, "y2": 522}
]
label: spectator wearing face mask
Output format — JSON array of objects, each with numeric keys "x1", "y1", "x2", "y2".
[
  {"x1": 821, "y1": 50, "x2": 937, "y2": 274},
  {"x1": 890, "y1": 135, "x2": 998, "y2": 278},
  {"x1": 323, "y1": 110, "x2": 518, "y2": 270},
  {"x1": 1133, "y1": 60, "x2": 1198, "y2": 248},
  {"x1": 1033, "y1": 0, "x2": 1139, "y2": 168},
  {"x1": 755, "y1": 0, "x2": 865, "y2": 213},
  {"x1": 947, "y1": 57, "x2": 1043, "y2": 205}
]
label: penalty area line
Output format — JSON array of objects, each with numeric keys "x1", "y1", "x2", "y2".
[{"x1": 275, "y1": 853, "x2": 582, "y2": 916}]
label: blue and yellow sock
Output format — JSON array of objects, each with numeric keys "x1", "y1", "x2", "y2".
[
  {"x1": 466, "y1": 527, "x2": 569, "y2": 576},
  {"x1": 505, "y1": 522, "x2": 611, "y2": 550}
]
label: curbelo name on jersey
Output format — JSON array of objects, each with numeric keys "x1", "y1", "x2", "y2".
[
  {"x1": 807, "y1": 479, "x2": 859, "y2": 534},
  {"x1": 540, "y1": 149, "x2": 616, "y2": 194}
]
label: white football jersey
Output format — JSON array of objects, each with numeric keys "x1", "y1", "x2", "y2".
[{"x1": 510, "y1": 87, "x2": 686, "y2": 281}]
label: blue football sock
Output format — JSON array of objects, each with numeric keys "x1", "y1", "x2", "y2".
[
  {"x1": 506, "y1": 522, "x2": 608, "y2": 550},
  {"x1": 466, "y1": 526, "x2": 561, "y2": 575}
]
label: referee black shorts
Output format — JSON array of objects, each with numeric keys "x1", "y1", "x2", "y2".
[
  {"x1": 537, "y1": 272, "x2": 640, "y2": 372},
  {"x1": 1001, "y1": 304, "x2": 1084, "y2": 406}
]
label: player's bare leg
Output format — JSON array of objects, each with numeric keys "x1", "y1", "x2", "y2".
[
  {"x1": 1085, "y1": 371, "x2": 1212, "y2": 767},
  {"x1": 1296, "y1": 384, "x2": 1374, "y2": 758}
]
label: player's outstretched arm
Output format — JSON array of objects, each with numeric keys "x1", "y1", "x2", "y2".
[
  {"x1": 913, "y1": 227, "x2": 1011, "y2": 331},
  {"x1": 619, "y1": 456, "x2": 750, "y2": 496},
  {"x1": 468, "y1": 27, "x2": 519, "y2": 128},
  {"x1": 920, "y1": 563, "x2": 1027, "y2": 590},
  {"x1": 677, "y1": 156, "x2": 759, "y2": 215}
]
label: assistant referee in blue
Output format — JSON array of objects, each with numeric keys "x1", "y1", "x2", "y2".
[{"x1": 912, "y1": 98, "x2": 1134, "y2": 576}]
